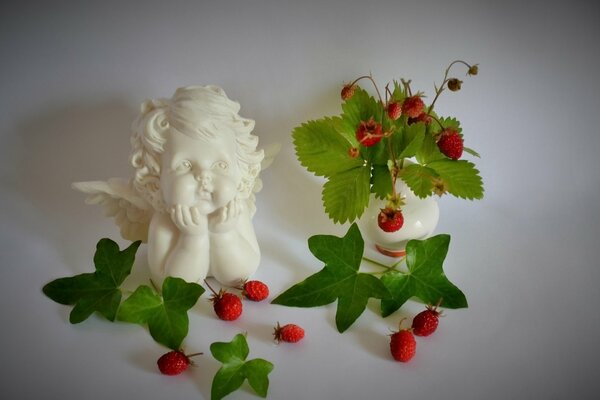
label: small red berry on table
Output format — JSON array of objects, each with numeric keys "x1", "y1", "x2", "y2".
[
  {"x1": 273, "y1": 322, "x2": 305, "y2": 343},
  {"x1": 389, "y1": 328, "x2": 416, "y2": 362},
  {"x1": 412, "y1": 302, "x2": 443, "y2": 337},
  {"x1": 205, "y1": 280, "x2": 243, "y2": 321},
  {"x1": 157, "y1": 350, "x2": 202, "y2": 375},
  {"x1": 242, "y1": 280, "x2": 269, "y2": 302}
]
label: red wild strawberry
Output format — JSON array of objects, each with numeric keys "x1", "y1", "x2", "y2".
[
  {"x1": 242, "y1": 280, "x2": 269, "y2": 302},
  {"x1": 377, "y1": 208, "x2": 404, "y2": 232},
  {"x1": 437, "y1": 128, "x2": 463, "y2": 160},
  {"x1": 412, "y1": 304, "x2": 442, "y2": 337},
  {"x1": 205, "y1": 280, "x2": 243, "y2": 321},
  {"x1": 355, "y1": 118, "x2": 383, "y2": 147},
  {"x1": 401, "y1": 96, "x2": 425, "y2": 118},
  {"x1": 273, "y1": 322, "x2": 305, "y2": 343},
  {"x1": 387, "y1": 102, "x2": 402, "y2": 120},
  {"x1": 341, "y1": 84, "x2": 355, "y2": 100},
  {"x1": 157, "y1": 350, "x2": 202, "y2": 375},
  {"x1": 213, "y1": 292, "x2": 243, "y2": 321},
  {"x1": 389, "y1": 327, "x2": 416, "y2": 362}
]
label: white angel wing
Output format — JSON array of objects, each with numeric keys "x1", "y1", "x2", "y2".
[
  {"x1": 245, "y1": 142, "x2": 281, "y2": 217},
  {"x1": 72, "y1": 178, "x2": 152, "y2": 243},
  {"x1": 252, "y1": 142, "x2": 281, "y2": 194}
]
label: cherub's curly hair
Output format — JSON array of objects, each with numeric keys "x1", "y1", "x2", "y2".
[{"x1": 130, "y1": 85, "x2": 264, "y2": 212}]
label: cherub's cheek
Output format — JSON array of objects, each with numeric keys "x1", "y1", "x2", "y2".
[
  {"x1": 161, "y1": 173, "x2": 198, "y2": 206},
  {"x1": 213, "y1": 179, "x2": 238, "y2": 208}
]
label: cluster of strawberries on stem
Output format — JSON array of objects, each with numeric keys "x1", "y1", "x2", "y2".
[{"x1": 342, "y1": 61, "x2": 478, "y2": 234}]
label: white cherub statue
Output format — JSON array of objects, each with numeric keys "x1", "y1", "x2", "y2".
[{"x1": 74, "y1": 85, "x2": 271, "y2": 287}]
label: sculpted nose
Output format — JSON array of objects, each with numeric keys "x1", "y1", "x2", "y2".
[{"x1": 195, "y1": 171, "x2": 212, "y2": 186}]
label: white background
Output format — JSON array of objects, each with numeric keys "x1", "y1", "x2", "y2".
[{"x1": 2, "y1": 1, "x2": 599, "y2": 399}]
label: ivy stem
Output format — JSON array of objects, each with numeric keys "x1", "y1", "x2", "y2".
[
  {"x1": 362, "y1": 256, "x2": 405, "y2": 272},
  {"x1": 364, "y1": 271, "x2": 387, "y2": 276}
]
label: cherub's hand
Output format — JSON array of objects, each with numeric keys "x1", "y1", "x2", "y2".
[
  {"x1": 169, "y1": 204, "x2": 208, "y2": 236},
  {"x1": 209, "y1": 198, "x2": 243, "y2": 233}
]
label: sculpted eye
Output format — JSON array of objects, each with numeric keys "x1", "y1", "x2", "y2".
[
  {"x1": 213, "y1": 160, "x2": 229, "y2": 171},
  {"x1": 176, "y1": 160, "x2": 192, "y2": 172}
]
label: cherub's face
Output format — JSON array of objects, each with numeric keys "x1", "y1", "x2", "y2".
[{"x1": 160, "y1": 129, "x2": 241, "y2": 215}]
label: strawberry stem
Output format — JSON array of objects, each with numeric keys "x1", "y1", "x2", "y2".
[
  {"x1": 203, "y1": 279, "x2": 218, "y2": 296},
  {"x1": 428, "y1": 60, "x2": 475, "y2": 114},
  {"x1": 349, "y1": 74, "x2": 384, "y2": 104}
]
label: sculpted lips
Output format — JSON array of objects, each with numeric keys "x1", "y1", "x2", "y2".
[{"x1": 196, "y1": 189, "x2": 212, "y2": 201}]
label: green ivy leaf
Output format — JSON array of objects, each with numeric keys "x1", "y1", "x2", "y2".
[
  {"x1": 322, "y1": 166, "x2": 371, "y2": 224},
  {"x1": 42, "y1": 239, "x2": 141, "y2": 323},
  {"x1": 210, "y1": 334, "x2": 274, "y2": 400},
  {"x1": 116, "y1": 277, "x2": 204, "y2": 350},
  {"x1": 428, "y1": 159, "x2": 484, "y2": 200},
  {"x1": 272, "y1": 224, "x2": 391, "y2": 332},
  {"x1": 380, "y1": 235, "x2": 467, "y2": 317},
  {"x1": 399, "y1": 164, "x2": 438, "y2": 198},
  {"x1": 293, "y1": 117, "x2": 363, "y2": 177}
]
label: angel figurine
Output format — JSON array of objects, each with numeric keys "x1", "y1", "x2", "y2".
[{"x1": 73, "y1": 85, "x2": 271, "y2": 287}]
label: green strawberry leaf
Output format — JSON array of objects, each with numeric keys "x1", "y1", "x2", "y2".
[
  {"x1": 210, "y1": 333, "x2": 274, "y2": 400},
  {"x1": 395, "y1": 121, "x2": 426, "y2": 160},
  {"x1": 322, "y1": 166, "x2": 371, "y2": 224},
  {"x1": 43, "y1": 239, "x2": 141, "y2": 323},
  {"x1": 272, "y1": 223, "x2": 391, "y2": 332},
  {"x1": 340, "y1": 86, "x2": 383, "y2": 131},
  {"x1": 339, "y1": 86, "x2": 387, "y2": 162},
  {"x1": 390, "y1": 80, "x2": 407, "y2": 103},
  {"x1": 371, "y1": 164, "x2": 393, "y2": 199},
  {"x1": 117, "y1": 277, "x2": 204, "y2": 350},
  {"x1": 428, "y1": 159, "x2": 484, "y2": 200},
  {"x1": 398, "y1": 164, "x2": 438, "y2": 198},
  {"x1": 463, "y1": 146, "x2": 481, "y2": 158},
  {"x1": 293, "y1": 117, "x2": 363, "y2": 177},
  {"x1": 416, "y1": 130, "x2": 444, "y2": 165},
  {"x1": 380, "y1": 234, "x2": 467, "y2": 317}
]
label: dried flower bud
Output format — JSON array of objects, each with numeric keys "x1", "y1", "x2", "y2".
[
  {"x1": 447, "y1": 78, "x2": 462, "y2": 92},
  {"x1": 467, "y1": 64, "x2": 479, "y2": 76},
  {"x1": 341, "y1": 84, "x2": 355, "y2": 100},
  {"x1": 431, "y1": 177, "x2": 448, "y2": 196},
  {"x1": 348, "y1": 147, "x2": 360, "y2": 158}
]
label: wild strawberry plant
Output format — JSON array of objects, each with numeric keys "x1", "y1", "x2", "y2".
[{"x1": 292, "y1": 60, "x2": 484, "y2": 226}]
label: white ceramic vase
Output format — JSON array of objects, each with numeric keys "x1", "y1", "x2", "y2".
[{"x1": 357, "y1": 172, "x2": 439, "y2": 257}]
